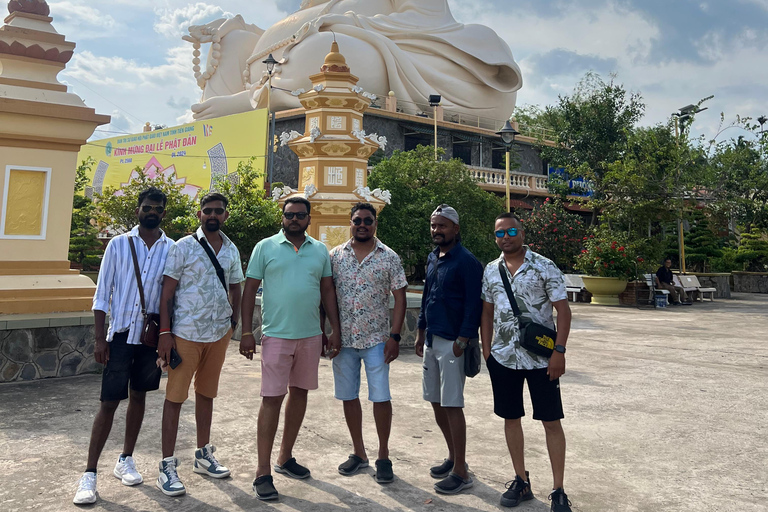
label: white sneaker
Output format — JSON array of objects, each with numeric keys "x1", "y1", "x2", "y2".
[
  {"x1": 73, "y1": 472, "x2": 98, "y2": 504},
  {"x1": 157, "y1": 456, "x2": 186, "y2": 496},
  {"x1": 193, "y1": 444, "x2": 231, "y2": 479},
  {"x1": 114, "y1": 455, "x2": 143, "y2": 486}
]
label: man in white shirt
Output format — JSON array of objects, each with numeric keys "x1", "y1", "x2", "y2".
[
  {"x1": 74, "y1": 188, "x2": 173, "y2": 505},
  {"x1": 156, "y1": 192, "x2": 244, "y2": 497}
]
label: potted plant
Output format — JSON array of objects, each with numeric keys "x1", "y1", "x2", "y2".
[{"x1": 576, "y1": 230, "x2": 637, "y2": 305}]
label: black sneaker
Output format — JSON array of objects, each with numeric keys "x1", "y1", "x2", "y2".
[
  {"x1": 252, "y1": 475, "x2": 278, "y2": 501},
  {"x1": 434, "y1": 472, "x2": 473, "y2": 494},
  {"x1": 500, "y1": 471, "x2": 533, "y2": 507},
  {"x1": 549, "y1": 488, "x2": 572, "y2": 512},
  {"x1": 429, "y1": 459, "x2": 454, "y2": 479}
]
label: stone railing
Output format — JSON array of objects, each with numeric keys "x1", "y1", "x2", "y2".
[{"x1": 470, "y1": 167, "x2": 549, "y2": 193}]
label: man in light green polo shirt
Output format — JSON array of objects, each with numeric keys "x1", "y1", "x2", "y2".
[{"x1": 240, "y1": 196, "x2": 342, "y2": 501}]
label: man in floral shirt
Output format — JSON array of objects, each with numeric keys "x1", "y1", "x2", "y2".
[
  {"x1": 480, "y1": 212, "x2": 573, "y2": 512},
  {"x1": 329, "y1": 203, "x2": 407, "y2": 484}
]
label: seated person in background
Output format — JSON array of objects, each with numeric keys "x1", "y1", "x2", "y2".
[{"x1": 655, "y1": 258, "x2": 688, "y2": 305}]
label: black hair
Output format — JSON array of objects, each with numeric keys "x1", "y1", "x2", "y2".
[
  {"x1": 283, "y1": 196, "x2": 311, "y2": 213},
  {"x1": 350, "y1": 202, "x2": 377, "y2": 219},
  {"x1": 664, "y1": 257, "x2": 672, "y2": 262},
  {"x1": 200, "y1": 192, "x2": 228, "y2": 208},
  {"x1": 137, "y1": 187, "x2": 167, "y2": 207},
  {"x1": 495, "y1": 212, "x2": 522, "y2": 226}
]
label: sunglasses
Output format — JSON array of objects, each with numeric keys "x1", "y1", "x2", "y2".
[
  {"x1": 495, "y1": 228, "x2": 518, "y2": 238},
  {"x1": 352, "y1": 217, "x2": 375, "y2": 226},
  {"x1": 141, "y1": 205, "x2": 165, "y2": 214},
  {"x1": 283, "y1": 212, "x2": 308, "y2": 220},
  {"x1": 202, "y1": 207, "x2": 225, "y2": 215}
]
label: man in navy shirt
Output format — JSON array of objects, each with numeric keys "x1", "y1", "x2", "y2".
[{"x1": 415, "y1": 204, "x2": 483, "y2": 495}]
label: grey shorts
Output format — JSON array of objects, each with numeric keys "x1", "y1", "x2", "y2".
[{"x1": 422, "y1": 335, "x2": 465, "y2": 408}]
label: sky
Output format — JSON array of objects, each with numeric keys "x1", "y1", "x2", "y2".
[{"x1": 44, "y1": 0, "x2": 768, "y2": 143}]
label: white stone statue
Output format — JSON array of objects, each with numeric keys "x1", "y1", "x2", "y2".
[{"x1": 187, "y1": 0, "x2": 522, "y2": 121}]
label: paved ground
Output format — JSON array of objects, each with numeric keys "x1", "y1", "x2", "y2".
[{"x1": 1, "y1": 293, "x2": 767, "y2": 512}]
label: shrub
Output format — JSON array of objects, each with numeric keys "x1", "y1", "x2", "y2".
[
  {"x1": 575, "y1": 228, "x2": 638, "y2": 279},
  {"x1": 520, "y1": 197, "x2": 588, "y2": 273}
]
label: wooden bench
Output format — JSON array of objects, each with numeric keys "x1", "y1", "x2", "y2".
[
  {"x1": 678, "y1": 275, "x2": 716, "y2": 302},
  {"x1": 673, "y1": 275, "x2": 700, "y2": 302},
  {"x1": 644, "y1": 274, "x2": 669, "y2": 307},
  {"x1": 564, "y1": 274, "x2": 587, "y2": 302}
]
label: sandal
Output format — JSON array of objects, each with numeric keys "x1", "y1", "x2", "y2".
[{"x1": 338, "y1": 454, "x2": 369, "y2": 476}]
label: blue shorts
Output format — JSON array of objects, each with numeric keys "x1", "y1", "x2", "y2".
[{"x1": 332, "y1": 343, "x2": 391, "y2": 402}]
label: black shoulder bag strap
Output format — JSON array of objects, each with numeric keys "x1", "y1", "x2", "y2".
[
  {"x1": 498, "y1": 261, "x2": 522, "y2": 318},
  {"x1": 193, "y1": 233, "x2": 228, "y2": 294},
  {"x1": 128, "y1": 237, "x2": 147, "y2": 317}
]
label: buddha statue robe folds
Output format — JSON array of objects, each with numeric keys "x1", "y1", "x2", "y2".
[{"x1": 187, "y1": 0, "x2": 522, "y2": 121}]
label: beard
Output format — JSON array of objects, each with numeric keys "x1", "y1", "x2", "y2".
[
  {"x1": 205, "y1": 219, "x2": 221, "y2": 232},
  {"x1": 139, "y1": 216, "x2": 161, "y2": 229},
  {"x1": 353, "y1": 229, "x2": 373, "y2": 242},
  {"x1": 283, "y1": 221, "x2": 305, "y2": 234}
]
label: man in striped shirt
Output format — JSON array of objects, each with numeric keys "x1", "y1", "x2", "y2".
[{"x1": 74, "y1": 187, "x2": 173, "y2": 505}]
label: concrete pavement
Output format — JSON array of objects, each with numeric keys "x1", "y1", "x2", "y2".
[{"x1": 0, "y1": 293, "x2": 766, "y2": 511}]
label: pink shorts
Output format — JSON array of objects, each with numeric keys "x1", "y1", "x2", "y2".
[{"x1": 260, "y1": 334, "x2": 322, "y2": 397}]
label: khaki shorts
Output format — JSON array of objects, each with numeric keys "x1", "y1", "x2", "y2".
[
  {"x1": 422, "y1": 335, "x2": 465, "y2": 408},
  {"x1": 165, "y1": 329, "x2": 231, "y2": 403}
]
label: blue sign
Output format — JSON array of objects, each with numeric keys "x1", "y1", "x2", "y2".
[{"x1": 548, "y1": 166, "x2": 593, "y2": 197}]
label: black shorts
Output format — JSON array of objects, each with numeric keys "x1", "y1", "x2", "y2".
[
  {"x1": 486, "y1": 354, "x2": 564, "y2": 421},
  {"x1": 100, "y1": 331, "x2": 162, "y2": 402}
]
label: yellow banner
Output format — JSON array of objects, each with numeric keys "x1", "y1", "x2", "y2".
[{"x1": 78, "y1": 109, "x2": 269, "y2": 199}]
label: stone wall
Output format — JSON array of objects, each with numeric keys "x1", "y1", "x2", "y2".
[
  {"x1": 0, "y1": 325, "x2": 97, "y2": 382},
  {"x1": 693, "y1": 274, "x2": 732, "y2": 298},
  {"x1": 732, "y1": 272, "x2": 768, "y2": 293}
]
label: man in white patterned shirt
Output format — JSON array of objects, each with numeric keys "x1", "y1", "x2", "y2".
[
  {"x1": 480, "y1": 212, "x2": 573, "y2": 512},
  {"x1": 74, "y1": 187, "x2": 172, "y2": 505},
  {"x1": 329, "y1": 203, "x2": 407, "y2": 484},
  {"x1": 156, "y1": 192, "x2": 244, "y2": 497}
]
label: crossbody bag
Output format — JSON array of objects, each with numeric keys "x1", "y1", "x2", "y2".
[
  {"x1": 193, "y1": 234, "x2": 237, "y2": 330},
  {"x1": 128, "y1": 237, "x2": 161, "y2": 348},
  {"x1": 497, "y1": 261, "x2": 556, "y2": 358}
]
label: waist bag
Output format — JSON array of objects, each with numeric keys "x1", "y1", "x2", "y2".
[{"x1": 497, "y1": 261, "x2": 556, "y2": 358}]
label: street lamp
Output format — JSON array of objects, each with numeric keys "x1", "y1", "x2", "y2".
[
  {"x1": 496, "y1": 120, "x2": 519, "y2": 212},
  {"x1": 263, "y1": 53, "x2": 278, "y2": 186},
  {"x1": 429, "y1": 94, "x2": 441, "y2": 160},
  {"x1": 672, "y1": 99, "x2": 711, "y2": 273},
  {"x1": 758, "y1": 116, "x2": 767, "y2": 133}
]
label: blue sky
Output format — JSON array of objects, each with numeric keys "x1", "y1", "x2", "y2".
[{"x1": 46, "y1": 0, "x2": 768, "y2": 142}]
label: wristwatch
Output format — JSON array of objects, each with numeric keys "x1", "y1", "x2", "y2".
[
  {"x1": 389, "y1": 333, "x2": 401, "y2": 342},
  {"x1": 554, "y1": 345, "x2": 566, "y2": 354},
  {"x1": 454, "y1": 339, "x2": 468, "y2": 350}
]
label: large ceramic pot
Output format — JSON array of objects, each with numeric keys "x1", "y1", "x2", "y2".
[{"x1": 581, "y1": 276, "x2": 628, "y2": 305}]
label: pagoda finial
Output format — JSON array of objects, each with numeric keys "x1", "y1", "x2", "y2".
[
  {"x1": 321, "y1": 40, "x2": 350, "y2": 73},
  {"x1": 8, "y1": 0, "x2": 50, "y2": 16}
]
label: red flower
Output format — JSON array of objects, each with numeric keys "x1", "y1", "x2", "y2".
[
  {"x1": 637, "y1": 257, "x2": 644, "y2": 262},
  {"x1": 618, "y1": 246, "x2": 625, "y2": 251},
  {"x1": 553, "y1": 228, "x2": 558, "y2": 232},
  {"x1": 610, "y1": 260, "x2": 615, "y2": 264}
]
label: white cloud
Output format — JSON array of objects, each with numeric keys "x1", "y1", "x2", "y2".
[
  {"x1": 48, "y1": 1, "x2": 120, "y2": 38},
  {"x1": 154, "y1": 3, "x2": 235, "y2": 39}
]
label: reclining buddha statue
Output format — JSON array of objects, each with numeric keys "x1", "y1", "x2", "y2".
[{"x1": 185, "y1": 0, "x2": 522, "y2": 121}]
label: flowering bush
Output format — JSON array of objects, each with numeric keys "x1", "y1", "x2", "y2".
[
  {"x1": 575, "y1": 229, "x2": 637, "y2": 279},
  {"x1": 521, "y1": 198, "x2": 588, "y2": 273}
]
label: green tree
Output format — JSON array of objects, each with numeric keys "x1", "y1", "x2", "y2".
[
  {"x1": 684, "y1": 211, "x2": 724, "y2": 273},
  {"x1": 735, "y1": 228, "x2": 768, "y2": 271},
  {"x1": 69, "y1": 157, "x2": 103, "y2": 270},
  {"x1": 368, "y1": 145, "x2": 505, "y2": 281},
  {"x1": 708, "y1": 119, "x2": 768, "y2": 231},
  {"x1": 96, "y1": 167, "x2": 198, "y2": 241},
  {"x1": 538, "y1": 73, "x2": 645, "y2": 221},
  {"x1": 209, "y1": 157, "x2": 282, "y2": 262}
]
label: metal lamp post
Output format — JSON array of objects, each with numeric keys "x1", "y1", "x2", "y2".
[
  {"x1": 429, "y1": 94, "x2": 441, "y2": 160},
  {"x1": 496, "y1": 120, "x2": 519, "y2": 212},
  {"x1": 672, "y1": 101, "x2": 709, "y2": 274},
  {"x1": 263, "y1": 53, "x2": 278, "y2": 186}
]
